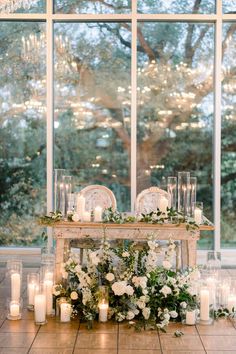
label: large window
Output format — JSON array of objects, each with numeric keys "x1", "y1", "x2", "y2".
[{"x1": 0, "y1": 0, "x2": 236, "y2": 252}]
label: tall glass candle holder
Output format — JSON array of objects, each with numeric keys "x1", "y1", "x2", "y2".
[
  {"x1": 177, "y1": 171, "x2": 190, "y2": 216},
  {"x1": 167, "y1": 176, "x2": 177, "y2": 209},
  {"x1": 34, "y1": 283, "x2": 47, "y2": 325},
  {"x1": 6, "y1": 260, "x2": 22, "y2": 302},
  {"x1": 7, "y1": 298, "x2": 23, "y2": 320},
  {"x1": 41, "y1": 265, "x2": 54, "y2": 316},
  {"x1": 206, "y1": 251, "x2": 221, "y2": 273},
  {"x1": 190, "y1": 177, "x2": 197, "y2": 215},
  {"x1": 62, "y1": 175, "x2": 72, "y2": 218},
  {"x1": 98, "y1": 286, "x2": 109, "y2": 323},
  {"x1": 193, "y1": 202, "x2": 203, "y2": 225},
  {"x1": 41, "y1": 246, "x2": 55, "y2": 267},
  {"x1": 27, "y1": 273, "x2": 39, "y2": 311},
  {"x1": 197, "y1": 284, "x2": 214, "y2": 325},
  {"x1": 54, "y1": 169, "x2": 67, "y2": 213}
]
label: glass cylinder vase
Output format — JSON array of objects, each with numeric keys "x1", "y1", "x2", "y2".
[
  {"x1": 167, "y1": 176, "x2": 177, "y2": 209},
  {"x1": 190, "y1": 177, "x2": 197, "y2": 215},
  {"x1": 197, "y1": 284, "x2": 214, "y2": 325},
  {"x1": 98, "y1": 286, "x2": 109, "y2": 323},
  {"x1": 7, "y1": 297, "x2": 23, "y2": 320},
  {"x1": 34, "y1": 283, "x2": 47, "y2": 325},
  {"x1": 27, "y1": 273, "x2": 39, "y2": 311},
  {"x1": 62, "y1": 175, "x2": 73, "y2": 218},
  {"x1": 6, "y1": 260, "x2": 22, "y2": 302},
  {"x1": 177, "y1": 171, "x2": 190, "y2": 216},
  {"x1": 54, "y1": 169, "x2": 67, "y2": 213}
]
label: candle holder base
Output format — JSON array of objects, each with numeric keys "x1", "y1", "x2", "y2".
[
  {"x1": 197, "y1": 318, "x2": 214, "y2": 325},
  {"x1": 181, "y1": 319, "x2": 195, "y2": 326},
  {"x1": 35, "y1": 319, "x2": 47, "y2": 326},
  {"x1": 7, "y1": 314, "x2": 22, "y2": 321}
]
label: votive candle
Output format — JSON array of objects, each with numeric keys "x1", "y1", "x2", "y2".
[
  {"x1": 94, "y1": 206, "x2": 103, "y2": 222},
  {"x1": 60, "y1": 302, "x2": 71, "y2": 322},
  {"x1": 99, "y1": 303, "x2": 108, "y2": 322}
]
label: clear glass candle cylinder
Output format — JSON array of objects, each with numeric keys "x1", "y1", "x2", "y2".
[
  {"x1": 177, "y1": 171, "x2": 190, "y2": 216},
  {"x1": 34, "y1": 283, "x2": 47, "y2": 325},
  {"x1": 54, "y1": 169, "x2": 67, "y2": 213},
  {"x1": 206, "y1": 251, "x2": 221, "y2": 273},
  {"x1": 6, "y1": 260, "x2": 22, "y2": 302},
  {"x1": 41, "y1": 265, "x2": 54, "y2": 316},
  {"x1": 190, "y1": 177, "x2": 197, "y2": 215},
  {"x1": 41, "y1": 246, "x2": 55, "y2": 267},
  {"x1": 98, "y1": 286, "x2": 109, "y2": 323},
  {"x1": 181, "y1": 305, "x2": 197, "y2": 326},
  {"x1": 227, "y1": 280, "x2": 236, "y2": 313},
  {"x1": 59, "y1": 298, "x2": 72, "y2": 323},
  {"x1": 62, "y1": 175, "x2": 73, "y2": 217},
  {"x1": 27, "y1": 273, "x2": 39, "y2": 311},
  {"x1": 7, "y1": 298, "x2": 22, "y2": 320},
  {"x1": 197, "y1": 284, "x2": 214, "y2": 325},
  {"x1": 216, "y1": 277, "x2": 231, "y2": 309},
  {"x1": 193, "y1": 201, "x2": 203, "y2": 224},
  {"x1": 167, "y1": 176, "x2": 177, "y2": 209}
]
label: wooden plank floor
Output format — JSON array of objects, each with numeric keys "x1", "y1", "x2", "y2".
[{"x1": 0, "y1": 268, "x2": 236, "y2": 353}]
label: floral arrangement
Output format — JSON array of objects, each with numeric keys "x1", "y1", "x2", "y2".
[{"x1": 53, "y1": 235, "x2": 199, "y2": 330}]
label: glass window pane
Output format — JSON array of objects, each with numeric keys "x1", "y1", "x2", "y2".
[
  {"x1": 0, "y1": 22, "x2": 46, "y2": 246},
  {"x1": 138, "y1": 0, "x2": 215, "y2": 14},
  {"x1": 223, "y1": 0, "x2": 236, "y2": 13},
  {"x1": 137, "y1": 22, "x2": 214, "y2": 249},
  {"x1": 221, "y1": 23, "x2": 236, "y2": 248},
  {"x1": 54, "y1": 23, "x2": 131, "y2": 211},
  {"x1": 0, "y1": 0, "x2": 46, "y2": 14},
  {"x1": 54, "y1": 0, "x2": 131, "y2": 14}
]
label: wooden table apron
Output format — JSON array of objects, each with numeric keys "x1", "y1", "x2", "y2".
[{"x1": 52, "y1": 222, "x2": 214, "y2": 282}]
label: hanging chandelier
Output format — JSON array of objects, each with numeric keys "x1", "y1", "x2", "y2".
[{"x1": 0, "y1": 0, "x2": 39, "y2": 13}]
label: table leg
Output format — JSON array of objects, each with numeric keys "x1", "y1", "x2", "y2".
[
  {"x1": 55, "y1": 238, "x2": 66, "y2": 282},
  {"x1": 187, "y1": 239, "x2": 197, "y2": 268},
  {"x1": 181, "y1": 240, "x2": 188, "y2": 268}
]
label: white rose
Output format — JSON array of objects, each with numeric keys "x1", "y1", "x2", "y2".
[
  {"x1": 160, "y1": 285, "x2": 172, "y2": 297},
  {"x1": 137, "y1": 300, "x2": 146, "y2": 309},
  {"x1": 122, "y1": 251, "x2": 130, "y2": 257},
  {"x1": 112, "y1": 281, "x2": 127, "y2": 296},
  {"x1": 142, "y1": 307, "x2": 151, "y2": 320},
  {"x1": 106, "y1": 273, "x2": 115, "y2": 282},
  {"x1": 162, "y1": 260, "x2": 172, "y2": 270},
  {"x1": 126, "y1": 285, "x2": 134, "y2": 296},
  {"x1": 70, "y1": 291, "x2": 78, "y2": 300},
  {"x1": 170, "y1": 310, "x2": 178, "y2": 318},
  {"x1": 180, "y1": 301, "x2": 187, "y2": 309},
  {"x1": 126, "y1": 310, "x2": 135, "y2": 320},
  {"x1": 163, "y1": 313, "x2": 170, "y2": 320},
  {"x1": 72, "y1": 213, "x2": 80, "y2": 222}
]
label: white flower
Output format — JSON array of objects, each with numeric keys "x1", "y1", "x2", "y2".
[
  {"x1": 163, "y1": 313, "x2": 170, "y2": 320},
  {"x1": 162, "y1": 260, "x2": 172, "y2": 270},
  {"x1": 106, "y1": 273, "x2": 115, "y2": 282},
  {"x1": 180, "y1": 301, "x2": 187, "y2": 309},
  {"x1": 126, "y1": 310, "x2": 135, "y2": 320},
  {"x1": 112, "y1": 281, "x2": 127, "y2": 296},
  {"x1": 72, "y1": 213, "x2": 80, "y2": 222},
  {"x1": 142, "y1": 307, "x2": 151, "y2": 320},
  {"x1": 126, "y1": 285, "x2": 134, "y2": 296},
  {"x1": 52, "y1": 285, "x2": 61, "y2": 296},
  {"x1": 89, "y1": 251, "x2": 100, "y2": 266},
  {"x1": 170, "y1": 310, "x2": 178, "y2": 318},
  {"x1": 70, "y1": 291, "x2": 78, "y2": 300},
  {"x1": 160, "y1": 285, "x2": 172, "y2": 297},
  {"x1": 122, "y1": 251, "x2": 130, "y2": 257},
  {"x1": 137, "y1": 300, "x2": 146, "y2": 309}
]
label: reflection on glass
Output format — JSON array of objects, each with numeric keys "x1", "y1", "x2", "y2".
[
  {"x1": 0, "y1": 0, "x2": 45, "y2": 14},
  {"x1": 221, "y1": 23, "x2": 236, "y2": 248},
  {"x1": 138, "y1": 0, "x2": 215, "y2": 14},
  {"x1": 137, "y1": 22, "x2": 214, "y2": 249},
  {"x1": 54, "y1": 0, "x2": 131, "y2": 14},
  {"x1": 223, "y1": 0, "x2": 236, "y2": 13},
  {"x1": 0, "y1": 22, "x2": 46, "y2": 246},
  {"x1": 54, "y1": 23, "x2": 131, "y2": 211}
]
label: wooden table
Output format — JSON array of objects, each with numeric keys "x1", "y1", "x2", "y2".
[{"x1": 52, "y1": 220, "x2": 214, "y2": 282}]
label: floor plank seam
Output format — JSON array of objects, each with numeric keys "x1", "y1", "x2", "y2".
[
  {"x1": 195, "y1": 324, "x2": 207, "y2": 354},
  {"x1": 26, "y1": 323, "x2": 41, "y2": 354}
]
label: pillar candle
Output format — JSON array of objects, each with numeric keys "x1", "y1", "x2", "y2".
[
  {"x1": 200, "y1": 289, "x2": 210, "y2": 321},
  {"x1": 159, "y1": 196, "x2": 168, "y2": 214},
  {"x1": 10, "y1": 302, "x2": 20, "y2": 317},
  {"x1": 99, "y1": 303, "x2": 108, "y2": 322},
  {"x1": 186, "y1": 310, "x2": 196, "y2": 325},
  {"x1": 34, "y1": 294, "x2": 46, "y2": 324},
  {"x1": 11, "y1": 273, "x2": 21, "y2": 301},
  {"x1": 227, "y1": 295, "x2": 236, "y2": 312},
  {"x1": 60, "y1": 303, "x2": 71, "y2": 322},
  {"x1": 44, "y1": 280, "x2": 53, "y2": 315},
  {"x1": 28, "y1": 283, "x2": 36, "y2": 305},
  {"x1": 94, "y1": 206, "x2": 103, "y2": 222},
  {"x1": 83, "y1": 211, "x2": 91, "y2": 222},
  {"x1": 194, "y1": 208, "x2": 202, "y2": 224}
]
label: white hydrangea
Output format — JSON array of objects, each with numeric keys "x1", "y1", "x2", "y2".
[
  {"x1": 82, "y1": 288, "x2": 92, "y2": 305},
  {"x1": 106, "y1": 272, "x2": 115, "y2": 282},
  {"x1": 126, "y1": 285, "x2": 134, "y2": 296},
  {"x1": 132, "y1": 276, "x2": 148, "y2": 289},
  {"x1": 142, "y1": 307, "x2": 151, "y2": 320},
  {"x1": 162, "y1": 260, "x2": 172, "y2": 270},
  {"x1": 160, "y1": 285, "x2": 172, "y2": 297}
]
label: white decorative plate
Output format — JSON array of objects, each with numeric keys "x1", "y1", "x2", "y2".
[
  {"x1": 79, "y1": 185, "x2": 117, "y2": 212},
  {"x1": 135, "y1": 186, "x2": 170, "y2": 214}
]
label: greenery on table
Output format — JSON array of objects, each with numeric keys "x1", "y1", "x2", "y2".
[{"x1": 53, "y1": 235, "x2": 199, "y2": 330}]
